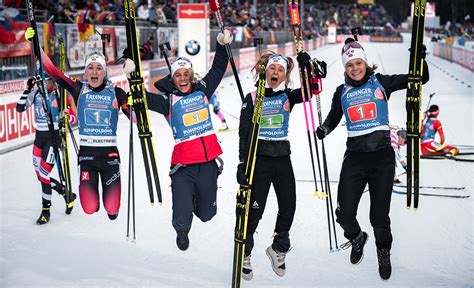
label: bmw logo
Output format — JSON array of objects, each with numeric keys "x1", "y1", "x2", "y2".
[{"x1": 185, "y1": 40, "x2": 200, "y2": 56}]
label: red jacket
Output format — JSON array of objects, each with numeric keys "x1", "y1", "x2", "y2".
[
  {"x1": 171, "y1": 134, "x2": 222, "y2": 165},
  {"x1": 146, "y1": 43, "x2": 229, "y2": 165}
]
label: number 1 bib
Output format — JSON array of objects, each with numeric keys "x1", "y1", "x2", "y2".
[
  {"x1": 258, "y1": 93, "x2": 290, "y2": 141},
  {"x1": 341, "y1": 74, "x2": 389, "y2": 137},
  {"x1": 168, "y1": 91, "x2": 214, "y2": 143},
  {"x1": 77, "y1": 80, "x2": 119, "y2": 147}
]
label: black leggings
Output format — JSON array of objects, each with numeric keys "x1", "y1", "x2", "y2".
[
  {"x1": 335, "y1": 147, "x2": 395, "y2": 249},
  {"x1": 245, "y1": 155, "x2": 296, "y2": 255}
]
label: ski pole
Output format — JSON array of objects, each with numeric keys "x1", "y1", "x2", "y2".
[
  {"x1": 127, "y1": 93, "x2": 136, "y2": 241},
  {"x1": 27, "y1": 0, "x2": 68, "y2": 207},
  {"x1": 424, "y1": 92, "x2": 435, "y2": 112},
  {"x1": 68, "y1": 122, "x2": 79, "y2": 156},
  {"x1": 159, "y1": 42, "x2": 172, "y2": 73},
  {"x1": 254, "y1": 37, "x2": 263, "y2": 56},
  {"x1": 209, "y1": 0, "x2": 245, "y2": 102},
  {"x1": 310, "y1": 59, "x2": 339, "y2": 250},
  {"x1": 289, "y1": 0, "x2": 339, "y2": 251},
  {"x1": 350, "y1": 27, "x2": 362, "y2": 41},
  {"x1": 288, "y1": 0, "x2": 320, "y2": 200},
  {"x1": 95, "y1": 29, "x2": 110, "y2": 61}
]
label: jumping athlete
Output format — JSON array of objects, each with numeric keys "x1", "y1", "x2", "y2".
[
  {"x1": 26, "y1": 26, "x2": 133, "y2": 220},
  {"x1": 124, "y1": 30, "x2": 232, "y2": 251},
  {"x1": 421, "y1": 105, "x2": 459, "y2": 156},
  {"x1": 316, "y1": 38, "x2": 429, "y2": 280},
  {"x1": 16, "y1": 76, "x2": 77, "y2": 224},
  {"x1": 236, "y1": 51, "x2": 312, "y2": 280}
]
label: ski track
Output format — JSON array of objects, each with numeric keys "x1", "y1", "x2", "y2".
[{"x1": 1, "y1": 40, "x2": 473, "y2": 287}]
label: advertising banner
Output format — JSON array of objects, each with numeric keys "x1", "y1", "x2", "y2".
[{"x1": 177, "y1": 4, "x2": 209, "y2": 77}]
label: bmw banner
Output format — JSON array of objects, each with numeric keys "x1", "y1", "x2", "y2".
[{"x1": 177, "y1": 4, "x2": 209, "y2": 77}]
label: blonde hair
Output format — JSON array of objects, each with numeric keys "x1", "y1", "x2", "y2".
[{"x1": 251, "y1": 50, "x2": 294, "y2": 86}]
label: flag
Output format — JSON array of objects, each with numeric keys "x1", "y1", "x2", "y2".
[
  {"x1": 0, "y1": 18, "x2": 31, "y2": 57},
  {"x1": 243, "y1": 25, "x2": 254, "y2": 40},
  {"x1": 0, "y1": 17, "x2": 29, "y2": 44},
  {"x1": 95, "y1": 11, "x2": 116, "y2": 24},
  {"x1": 43, "y1": 20, "x2": 55, "y2": 58},
  {"x1": 76, "y1": 10, "x2": 94, "y2": 42}
]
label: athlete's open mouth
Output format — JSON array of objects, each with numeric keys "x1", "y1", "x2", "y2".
[{"x1": 270, "y1": 76, "x2": 279, "y2": 85}]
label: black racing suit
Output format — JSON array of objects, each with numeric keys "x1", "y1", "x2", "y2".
[
  {"x1": 239, "y1": 87, "x2": 304, "y2": 255},
  {"x1": 321, "y1": 63, "x2": 429, "y2": 249}
]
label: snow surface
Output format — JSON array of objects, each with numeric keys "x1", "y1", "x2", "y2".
[{"x1": 1, "y1": 39, "x2": 473, "y2": 287}]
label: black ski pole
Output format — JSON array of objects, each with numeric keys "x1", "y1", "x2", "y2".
[
  {"x1": 27, "y1": 0, "x2": 68, "y2": 205},
  {"x1": 350, "y1": 27, "x2": 362, "y2": 41},
  {"x1": 310, "y1": 59, "x2": 339, "y2": 250},
  {"x1": 126, "y1": 94, "x2": 136, "y2": 241},
  {"x1": 68, "y1": 122, "x2": 79, "y2": 155},
  {"x1": 424, "y1": 92, "x2": 435, "y2": 112},
  {"x1": 95, "y1": 29, "x2": 110, "y2": 61},
  {"x1": 159, "y1": 42, "x2": 172, "y2": 73},
  {"x1": 209, "y1": 0, "x2": 246, "y2": 102},
  {"x1": 254, "y1": 37, "x2": 263, "y2": 56}
]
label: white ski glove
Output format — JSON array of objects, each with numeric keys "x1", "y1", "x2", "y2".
[
  {"x1": 217, "y1": 29, "x2": 233, "y2": 46},
  {"x1": 123, "y1": 59, "x2": 136, "y2": 78}
]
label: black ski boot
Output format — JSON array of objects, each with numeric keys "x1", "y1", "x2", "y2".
[
  {"x1": 176, "y1": 229, "x2": 190, "y2": 251},
  {"x1": 341, "y1": 230, "x2": 368, "y2": 265},
  {"x1": 377, "y1": 248, "x2": 392, "y2": 281},
  {"x1": 36, "y1": 208, "x2": 50, "y2": 225},
  {"x1": 64, "y1": 193, "x2": 77, "y2": 215},
  {"x1": 108, "y1": 212, "x2": 119, "y2": 220}
]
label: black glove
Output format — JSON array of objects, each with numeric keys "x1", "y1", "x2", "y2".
[
  {"x1": 420, "y1": 44, "x2": 427, "y2": 59},
  {"x1": 297, "y1": 52, "x2": 311, "y2": 70},
  {"x1": 236, "y1": 162, "x2": 246, "y2": 185},
  {"x1": 26, "y1": 76, "x2": 36, "y2": 90},
  {"x1": 316, "y1": 125, "x2": 329, "y2": 140}
]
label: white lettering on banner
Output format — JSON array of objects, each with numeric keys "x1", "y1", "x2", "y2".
[
  {"x1": 7, "y1": 104, "x2": 18, "y2": 140},
  {"x1": 0, "y1": 105, "x2": 5, "y2": 142},
  {"x1": 19, "y1": 110, "x2": 30, "y2": 136},
  {"x1": 182, "y1": 9, "x2": 204, "y2": 16},
  {"x1": 0, "y1": 102, "x2": 36, "y2": 144},
  {"x1": 0, "y1": 80, "x2": 25, "y2": 95}
]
